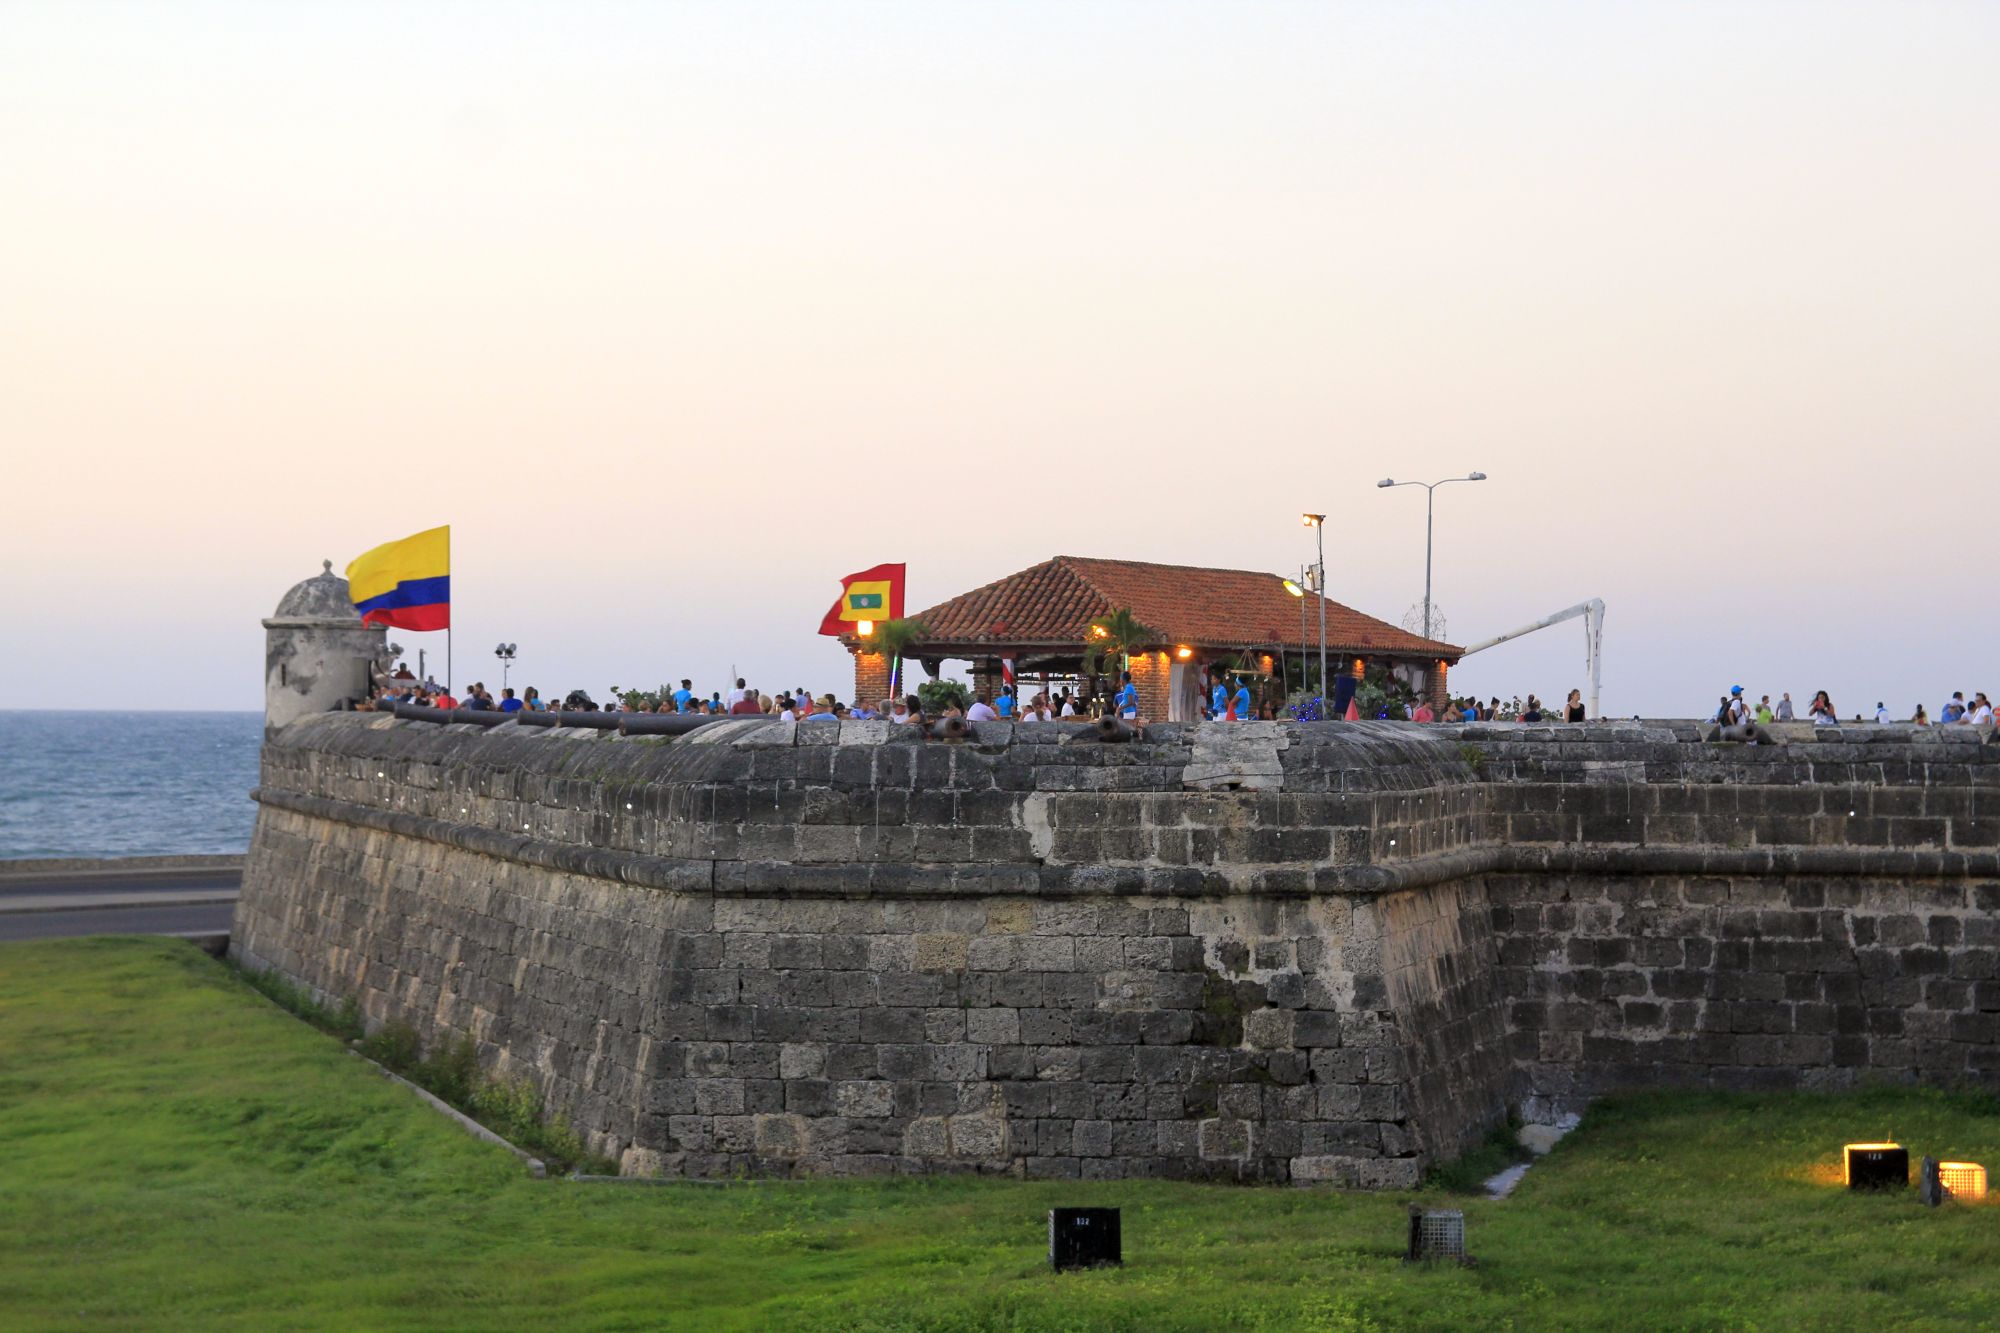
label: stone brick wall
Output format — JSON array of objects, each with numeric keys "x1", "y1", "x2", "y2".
[
  {"x1": 1491, "y1": 872, "x2": 2000, "y2": 1119},
  {"x1": 233, "y1": 715, "x2": 2000, "y2": 1184}
]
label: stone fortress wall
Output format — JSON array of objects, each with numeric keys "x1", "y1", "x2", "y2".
[{"x1": 233, "y1": 715, "x2": 2000, "y2": 1185}]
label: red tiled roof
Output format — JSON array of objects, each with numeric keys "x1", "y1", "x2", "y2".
[{"x1": 902, "y1": 556, "x2": 1460, "y2": 658}]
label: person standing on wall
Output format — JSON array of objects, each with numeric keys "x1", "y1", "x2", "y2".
[
  {"x1": 1114, "y1": 671, "x2": 1140, "y2": 721},
  {"x1": 1329, "y1": 659, "x2": 1360, "y2": 721},
  {"x1": 1565, "y1": 689, "x2": 1586, "y2": 722}
]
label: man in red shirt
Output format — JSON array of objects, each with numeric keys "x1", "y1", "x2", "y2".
[{"x1": 728, "y1": 689, "x2": 762, "y2": 716}]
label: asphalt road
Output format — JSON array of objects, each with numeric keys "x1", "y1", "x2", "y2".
[
  {"x1": 0, "y1": 867, "x2": 240, "y2": 943},
  {"x1": 0, "y1": 902, "x2": 238, "y2": 942}
]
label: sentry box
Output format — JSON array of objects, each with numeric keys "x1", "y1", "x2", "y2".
[
  {"x1": 1844, "y1": 1143, "x2": 1909, "y2": 1190},
  {"x1": 1048, "y1": 1208, "x2": 1122, "y2": 1271}
]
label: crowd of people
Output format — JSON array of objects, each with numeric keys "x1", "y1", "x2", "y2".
[
  {"x1": 361, "y1": 664, "x2": 1999, "y2": 730},
  {"x1": 1711, "y1": 685, "x2": 1995, "y2": 727},
  {"x1": 356, "y1": 663, "x2": 1616, "y2": 727}
]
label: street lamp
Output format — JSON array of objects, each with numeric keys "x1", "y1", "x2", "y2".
[
  {"x1": 493, "y1": 642, "x2": 517, "y2": 690},
  {"x1": 1301, "y1": 514, "x2": 1327, "y2": 699},
  {"x1": 1376, "y1": 473, "x2": 1487, "y2": 642}
]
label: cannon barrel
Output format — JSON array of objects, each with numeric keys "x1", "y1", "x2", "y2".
[
  {"x1": 1095, "y1": 715, "x2": 1136, "y2": 743},
  {"x1": 619, "y1": 712, "x2": 734, "y2": 737},
  {"x1": 549, "y1": 711, "x2": 621, "y2": 730},
  {"x1": 929, "y1": 716, "x2": 970, "y2": 741}
]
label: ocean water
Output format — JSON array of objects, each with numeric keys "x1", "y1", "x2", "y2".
[{"x1": 0, "y1": 711, "x2": 263, "y2": 860}]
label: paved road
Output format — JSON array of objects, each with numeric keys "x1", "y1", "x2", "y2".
[
  {"x1": 0, "y1": 867, "x2": 240, "y2": 943},
  {"x1": 0, "y1": 902, "x2": 237, "y2": 943}
]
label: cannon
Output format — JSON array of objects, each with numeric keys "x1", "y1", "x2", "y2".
[
  {"x1": 619, "y1": 712, "x2": 733, "y2": 737},
  {"x1": 929, "y1": 716, "x2": 970, "y2": 741},
  {"x1": 1095, "y1": 716, "x2": 1137, "y2": 743}
]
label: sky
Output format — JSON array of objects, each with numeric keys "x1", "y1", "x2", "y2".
[{"x1": 2, "y1": 2, "x2": 1995, "y2": 717}]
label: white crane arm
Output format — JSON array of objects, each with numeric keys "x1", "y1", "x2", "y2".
[{"x1": 1458, "y1": 599, "x2": 1605, "y2": 718}]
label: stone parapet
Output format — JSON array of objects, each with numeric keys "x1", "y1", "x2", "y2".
[{"x1": 232, "y1": 715, "x2": 2000, "y2": 1183}]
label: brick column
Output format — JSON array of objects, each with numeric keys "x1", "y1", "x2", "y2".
[
  {"x1": 852, "y1": 646, "x2": 891, "y2": 707},
  {"x1": 971, "y1": 657, "x2": 1005, "y2": 707},
  {"x1": 1127, "y1": 651, "x2": 1172, "y2": 723},
  {"x1": 1427, "y1": 659, "x2": 1450, "y2": 718}
]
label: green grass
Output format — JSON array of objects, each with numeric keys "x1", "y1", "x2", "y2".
[{"x1": 3, "y1": 937, "x2": 2000, "y2": 1330}]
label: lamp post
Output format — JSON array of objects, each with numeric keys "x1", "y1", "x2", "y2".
[
  {"x1": 1376, "y1": 473, "x2": 1487, "y2": 642},
  {"x1": 1283, "y1": 572, "x2": 1308, "y2": 697},
  {"x1": 493, "y1": 642, "x2": 517, "y2": 690},
  {"x1": 1300, "y1": 514, "x2": 1327, "y2": 700}
]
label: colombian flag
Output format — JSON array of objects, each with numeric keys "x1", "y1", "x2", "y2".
[
  {"x1": 347, "y1": 526, "x2": 451, "y2": 631},
  {"x1": 818, "y1": 563, "x2": 905, "y2": 635}
]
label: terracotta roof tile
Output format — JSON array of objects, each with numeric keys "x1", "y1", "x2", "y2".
[{"x1": 905, "y1": 556, "x2": 1459, "y2": 658}]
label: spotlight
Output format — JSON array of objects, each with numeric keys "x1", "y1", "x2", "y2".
[
  {"x1": 1048, "y1": 1208, "x2": 1121, "y2": 1271},
  {"x1": 1405, "y1": 1206, "x2": 1472, "y2": 1265},
  {"x1": 1940, "y1": 1161, "x2": 1988, "y2": 1200},
  {"x1": 1844, "y1": 1142, "x2": 1908, "y2": 1189}
]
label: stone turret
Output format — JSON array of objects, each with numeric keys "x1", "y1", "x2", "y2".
[{"x1": 263, "y1": 560, "x2": 386, "y2": 730}]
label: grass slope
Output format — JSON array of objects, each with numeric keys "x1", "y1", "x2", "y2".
[{"x1": 3, "y1": 936, "x2": 1999, "y2": 1330}]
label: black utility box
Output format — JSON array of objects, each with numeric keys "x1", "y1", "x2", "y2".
[
  {"x1": 1048, "y1": 1208, "x2": 1122, "y2": 1271},
  {"x1": 1845, "y1": 1144, "x2": 1908, "y2": 1190}
]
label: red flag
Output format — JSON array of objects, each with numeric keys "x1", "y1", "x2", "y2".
[{"x1": 818, "y1": 564, "x2": 906, "y2": 636}]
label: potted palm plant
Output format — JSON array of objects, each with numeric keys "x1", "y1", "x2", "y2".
[
  {"x1": 1081, "y1": 608, "x2": 1157, "y2": 706},
  {"x1": 863, "y1": 618, "x2": 928, "y2": 699}
]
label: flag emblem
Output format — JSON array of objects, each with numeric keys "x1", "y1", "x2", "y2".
[{"x1": 819, "y1": 564, "x2": 906, "y2": 636}]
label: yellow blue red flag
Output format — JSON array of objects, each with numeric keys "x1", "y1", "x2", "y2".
[
  {"x1": 347, "y1": 526, "x2": 451, "y2": 631},
  {"x1": 818, "y1": 563, "x2": 905, "y2": 635}
]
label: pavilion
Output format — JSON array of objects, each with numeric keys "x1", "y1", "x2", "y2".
[{"x1": 843, "y1": 555, "x2": 1461, "y2": 720}]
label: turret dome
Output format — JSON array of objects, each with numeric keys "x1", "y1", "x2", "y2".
[{"x1": 271, "y1": 560, "x2": 360, "y2": 623}]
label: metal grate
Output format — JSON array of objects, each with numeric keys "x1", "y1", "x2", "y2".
[
  {"x1": 1405, "y1": 1207, "x2": 1469, "y2": 1264},
  {"x1": 1939, "y1": 1162, "x2": 1988, "y2": 1200}
]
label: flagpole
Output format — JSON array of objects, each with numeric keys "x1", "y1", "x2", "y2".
[{"x1": 446, "y1": 525, "x2": 453, "y2": 693}]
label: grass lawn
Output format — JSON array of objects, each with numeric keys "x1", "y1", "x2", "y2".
[{"x1": 3, "y1": 937, "x2": 1998, "y2": 1331}]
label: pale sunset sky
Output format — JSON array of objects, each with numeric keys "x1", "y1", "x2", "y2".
[{"x1": 2, "y1": 2, "x2": 1994, "y2": 715}]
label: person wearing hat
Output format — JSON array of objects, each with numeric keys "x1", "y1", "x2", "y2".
[{"x1": 1723, "y1": 685, "x2": 1749, "y2": 726}]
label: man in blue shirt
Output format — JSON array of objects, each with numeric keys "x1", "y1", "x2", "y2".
[
  {"x1": 1115, "y1": 671, "x2": 1140, "y2": 720},
  {"x1": 995, "y1": 686, "x2": 1016, "y2": 719},
  {"x1": 672, "y1": 679, "x2": 694, "y2": 713},
  {"x1": 1330, "y1": 660, "x2": 1359, "y2": 720},
  {"x1": 1210, "y1": 673, "x2": 1228, "y2": 719},
  {"x1": 499, "y1": 687, "x2": 523, "y2": 713}
]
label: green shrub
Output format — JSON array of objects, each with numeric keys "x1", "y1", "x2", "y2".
[
  {"x1": 358, "y1": 1018, "x2": 421, "y2": 1074},
  {"x1": 415, "y1": 1035, "x2": 480, "y2": 1108},
  {"x1": 917, "y1": 679, "x2": 972, "y2": 714}
]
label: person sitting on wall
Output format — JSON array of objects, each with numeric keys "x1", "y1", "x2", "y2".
[{"x1": 966, "y1": 694, "x2": 999, "y2": 722}]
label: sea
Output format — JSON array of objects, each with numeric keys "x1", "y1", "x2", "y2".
[{"x1": 0, "y1": 711, "x2": 263, "y2": 860}]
